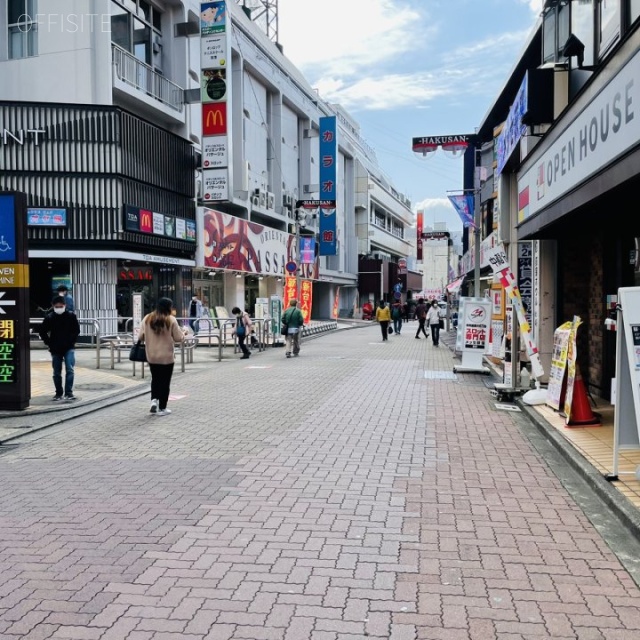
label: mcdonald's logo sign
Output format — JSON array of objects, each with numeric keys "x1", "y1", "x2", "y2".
[
  {"x1": 203, "y1": 103, "x2": 227, "y2": 135},
  {"x1": 139, "y1": 209, "x2": 153, "y2": 233}
]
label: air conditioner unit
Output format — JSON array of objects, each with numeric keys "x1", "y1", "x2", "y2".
[
  {"x1": 266, "y1": 192, "x2": 275, "y2": 210},
  {"x1": 251, "y1": 195, "x2": 260, "y2": 208},
  {"x1": 283, "y1": 193, "x2": 293, "y2": 208},
  {"x1": 259, "y1": 191, "x2": 267, "y2": 208}
]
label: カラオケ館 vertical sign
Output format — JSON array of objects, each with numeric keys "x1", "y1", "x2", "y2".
[
  {"x1": 200, "y1": 1, "x2": 230, "y2": 202},
  {"x1": 0, "y1": 192, "x2": 30, "y2": 410},
  {"x1": 319, "y1": 116, "x2": 337, "y2": 255}
]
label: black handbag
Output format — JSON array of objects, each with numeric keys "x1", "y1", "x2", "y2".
[
  {"x1": 129, "y1": 340, "x2": 147, "y2": 363},
  {"x1": 280, "y1": 322, "x2": 288, "y2": 336}
]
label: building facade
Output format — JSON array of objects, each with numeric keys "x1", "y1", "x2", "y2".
[
  {"x1": 0, "y1": 0, "x2": 413, "y2": 325},
  {"x1": 470, "y1": 0, "x2": 640, "y2": 398}
]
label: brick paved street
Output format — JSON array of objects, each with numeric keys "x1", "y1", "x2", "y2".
[{"x1": 1, "y1": 325, "x2": 640, "y2": 639}]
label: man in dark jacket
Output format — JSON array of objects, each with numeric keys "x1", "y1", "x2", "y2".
[{"x1": 38, "y1": 295, "x2": 81, "y2": 401}]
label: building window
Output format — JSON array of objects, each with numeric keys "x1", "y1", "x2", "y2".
[
  {"x1": 111, "y1": 0, "x2": 162, "y2": 68},
  {"x1": 8, "y1": 0, "x2": 37, "y2": 59},
  {"x1": 542, "y1": 0, "x2": 571, "y2": 66},
  {"x1": 597, "y1": 0, "x2": 620, "y2": 56},
  {"x1": 628, "y1": 0, "x2": 640, "y2": 25}
]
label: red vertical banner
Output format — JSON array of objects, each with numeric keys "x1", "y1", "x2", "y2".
[
  {"x1": 417, "y1": 210, "x2": 424, "y2": 260},
  {"x1": 332, "y1": 286, "x2": 341, "y2": 319},
  {"x1": 300, "y1": 280, "x2": 313, "y2": 324},
  {"x1": 283, "y1": 277, "x2": 297, "y2": 309}
]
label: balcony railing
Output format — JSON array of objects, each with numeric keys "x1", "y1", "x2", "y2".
[{"x1": 112, "y1": 44, "x2": 184, "y2": 113}]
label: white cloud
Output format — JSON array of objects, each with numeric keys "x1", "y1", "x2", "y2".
[
  {"x1": 278, "y1": 0, "x2": 536, "y2": 111},
  {"x1": 278, "y1": 0, "x2": 425, "y2": 73}
]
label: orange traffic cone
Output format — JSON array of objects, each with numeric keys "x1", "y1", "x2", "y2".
[{"x1": 566, "y1": 365, "x2": 601, "y2": 427}]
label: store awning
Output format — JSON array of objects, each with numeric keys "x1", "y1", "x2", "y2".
[{"x1": 446, "y1": 276, "x2": 465, "y2": 294}]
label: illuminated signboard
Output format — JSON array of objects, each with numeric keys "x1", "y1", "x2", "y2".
[
  {"x1": 124, "y1": 205, "x2": 196, "y2": 242},
  {"x1": 27, "y1": 208, "x2": 67, "y2": 227},
  {"x1": 0, "y1": 192, "x2": 30, "y2": 410}
]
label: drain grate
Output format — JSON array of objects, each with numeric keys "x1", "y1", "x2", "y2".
[
  {"x1": 75, "y1": 383, "x2": 119, "y2": 391},
  {"x1": 494, "y1": 403, "x2": 522, "y2": 412},
  {"x1": 423, "y1": 370, "x2": 458, "y2": 380}
]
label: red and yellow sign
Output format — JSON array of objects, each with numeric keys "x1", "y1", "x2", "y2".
[
  {"x1": 300, "y1": 280, "x2": 313, "y2": 324},
  {"x1": 283, "y1": 277, "x2": 297, "y2": 309},
  {"x1": 203, "y1": 103, "x2": 227, "y2": 135},
  {"x1": 332, "y1": 286, "x2": 340, "y2": 319}
]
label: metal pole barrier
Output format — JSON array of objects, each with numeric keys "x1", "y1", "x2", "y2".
[
  {"x1": 95, "y1": 320, "x2": 101, "y2": 369},
  {"x1": 180, "y1": 341, "x2": 185, "y2": 373}
]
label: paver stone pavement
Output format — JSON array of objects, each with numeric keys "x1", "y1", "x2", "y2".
[{"x1": 0, "y1": 323, "x2": 639, "y2": 639}]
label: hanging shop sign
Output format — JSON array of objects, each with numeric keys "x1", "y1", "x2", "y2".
[
  {"x1": 200, "y1": 1, "x2": 226, "y2": 35},
  {"x1": 319, "y1": 116, "x2": 337, "y2": 256},
  {"x1": 202, "y1": 168, "x2": 229, "y2": 201}
]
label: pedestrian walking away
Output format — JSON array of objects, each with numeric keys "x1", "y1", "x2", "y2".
[
  {"x1": 391, "y1": 300, "x2": 403, "y2": 335},
  {"x1": 282, "y1": 299, "x2": 304, "y2": 357},
  {"x1": 426, "y1": 299, "x2": 441, "y2": 346},
  {"x1": 138, "y1": 297, "x2": 186, "y2": 416},
  {"x1": 375, "y1": 300, "x2": 391, "y2": 341},
  {"x1": 38, "y1": 295, "x2": 81, "y2": 401},
  {"x1": 56, "y1": 284, "x2": 75, "y2": 313},
  {"x1": 189, "y1": 295, "x2": 204, "y2": 333},
  {"x1": 232, "y1": 306, "x2": 252, "y2": 359},
  {"x1": 414, "y1": 298, "x2": 429, "y2": 339}
]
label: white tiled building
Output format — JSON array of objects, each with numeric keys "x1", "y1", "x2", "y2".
[{"x1": 0, "y1": 0, "x2": 414, "y2": 322}]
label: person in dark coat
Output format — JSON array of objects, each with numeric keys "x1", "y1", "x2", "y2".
[
  {"x1": 414, "y1": 298, "x2": 429, "y2": 339},
  {"x1": 38, "y1": 295, "x2": 81, "y2": 401}
]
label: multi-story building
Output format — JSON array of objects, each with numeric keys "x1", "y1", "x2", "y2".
[
  {"x1": 469, "y1": 0, "x2": 640, "y2": 400},
  {"x1": 1, "y1": 0, "x2": 199, "y2": 333},
  {"x1": 1, "y1": 0, "x2": 413, "y2": 326}
]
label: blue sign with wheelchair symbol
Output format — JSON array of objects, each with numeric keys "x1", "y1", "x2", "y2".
[{"x1": 0, "y1": 195, "x2": 16, "y2": 261}]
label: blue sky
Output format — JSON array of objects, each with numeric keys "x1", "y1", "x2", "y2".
[{"x1": 277, "y1": 0, "x2": 543, "y2": 237}]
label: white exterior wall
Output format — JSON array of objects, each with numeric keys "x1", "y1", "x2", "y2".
[{"x1": 0, "y1": 0, "x2": 113, "y2": 104}]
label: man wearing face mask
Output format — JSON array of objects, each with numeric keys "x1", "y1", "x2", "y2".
[{"x1": 38, "y1": 295, "x2": 81, "y2": 401}]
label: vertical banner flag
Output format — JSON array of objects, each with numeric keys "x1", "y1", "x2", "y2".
[
  {"x1": 333, "y1": 286, "x2": 341, "y2": 319},
  {"x1": 447, "y1": 194, "x2": 476, "y2": 229},
  {"x1": 486, "y1": 244, "x2": 544, "y2": 379},
  {"x1": 416, "y1": 210, "x2": 424, "y2": 261},
  {"x1": 300, "y1": 280, "x2": 313, "y2": 324},
  {"x1": 283, "y1": 277, "x2": 297, "y2": 310},
  {"x1": 319, "y1": 116, "x2": 337, "y2": 256}
]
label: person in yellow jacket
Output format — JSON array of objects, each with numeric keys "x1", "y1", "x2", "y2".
[{"x1": 375, "y1": 300, "x2": 392, "y2": 341}]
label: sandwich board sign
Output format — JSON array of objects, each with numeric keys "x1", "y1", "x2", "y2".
[
  {"x1": 611, "y1": 287, "x2": 640, "y2": 478},
  {"x1": 453, "y1": 297, "x2": 491, "y2": 374}
]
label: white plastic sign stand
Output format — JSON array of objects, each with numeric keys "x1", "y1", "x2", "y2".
[
  {"x1": 610, "y1": 287, "x2": 640, "y2": 480},
  {"x1": 453, "y1": 297, "x2": 491, "y2": 374}
]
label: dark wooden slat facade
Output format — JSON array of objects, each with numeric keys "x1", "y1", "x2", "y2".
[{"x1": 0, "y1": 102, "x2": 196, "y2": 257}]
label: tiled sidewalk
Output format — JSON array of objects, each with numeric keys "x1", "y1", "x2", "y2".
[{"x1": 1, "y1": 323, "x2": 640, "y2": 639}]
